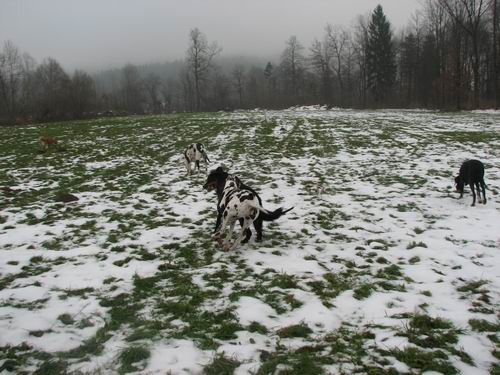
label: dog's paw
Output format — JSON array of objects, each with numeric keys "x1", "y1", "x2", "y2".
[{"x1": 223, "y1": 243, "x2": 233, "y2": 252}]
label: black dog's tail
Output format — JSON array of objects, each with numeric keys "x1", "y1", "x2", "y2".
[{"x1": 259, "y1": 206, "x2": 293, "y2": 222}]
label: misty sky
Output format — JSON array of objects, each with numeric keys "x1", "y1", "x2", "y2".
[{"x1": 1, "y1": 0, "x2": 421, "y2": 70}]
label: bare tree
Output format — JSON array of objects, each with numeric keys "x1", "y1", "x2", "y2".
[
  {"x1": 160, "y1": 78, "x2": 176, "y2": 113},
  {"x1": 246, "y1": 66, "x2": 265, "y2": 108},
  {"x1": 35, "y1": 58, "x2": 70, "y2": 120},
  {"x1": 492, "y1": 0, "x2": 499, "y2": 107},
  {"x1": 185, "y1": 28, "x2": 221, "y2": 111},
  {"x1": 424, "y1": 0, "x2": 449, "y2": 107},
  {"x1": 280, "y1": 36, "x2": 306, "y2": 103},
  {"x1": 143, "y1": 73, "x2": 162, "y2": 113},
  {"x1": 339, "y1": 37, "x2": 357, "y2": 107},
  {"x1": 213, "y1": 70, "x2": 230, "y2": 110},
  {"x1": 0, "y1": 41, "x2": 23, "y2": 119},
  {"x1": 18, "y1": 53, "x2": 37, "y2": 118},
  {"x1": 69, "y1": 70, "x2": 95, "y2": 118},
  {"x1": 179, "y1": 67, "x2": 194, "y2": 111},
  {"x1": 353, "y1": 14, "x2": 370, "y2": 107},
  {"x1": 327, "y1": 25, "x2": 351, "y2": 106},
  {"x1": 438, "y1": 0, "x2": 491, "y2": 107},
  {"x1": 309, "y1": 32, "x2": 333, "y2": 105},
  {"x1": 121, "y1": 64, "x2": 143, "y2": 113},
  {"x1": 232, "y1": 64, "x2": 245, "y2": 108}
]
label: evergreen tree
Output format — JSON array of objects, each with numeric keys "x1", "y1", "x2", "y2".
[
  {"x1": 366, "y1": 5, "x2": 396, "y2": 103},
  {"x1": 264, "y1": 62, "x2": 273, "y2": 81},
  {"x1": 263, "y1": 62, "x2": 276, "y2": 105}
]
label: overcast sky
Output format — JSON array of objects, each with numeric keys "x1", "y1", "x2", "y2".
[{"x1": 0, "y1": 0, "x2": 421, "y2": 71}]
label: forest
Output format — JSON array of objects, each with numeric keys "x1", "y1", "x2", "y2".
[{"x1": 1, "y1": 0, "x2": 499, "y2": 124}]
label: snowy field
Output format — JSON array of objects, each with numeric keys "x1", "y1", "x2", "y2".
[{"x1": 0, "y1": 108, "x2": 499, "y2": 374}]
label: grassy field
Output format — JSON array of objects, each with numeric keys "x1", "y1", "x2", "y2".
[{"x1": 0, "y1": 108, "x2": 499, "y2": 374}]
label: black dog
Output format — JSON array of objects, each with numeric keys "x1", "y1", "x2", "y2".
[
  {"x1": 455, "y1": 159, "x2": 486, "y2": 206},
  {"x1": 203, "y1": 166, "x2": 293, "y2": 243}
]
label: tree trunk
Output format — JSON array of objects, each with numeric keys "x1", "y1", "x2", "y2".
[
  {"x1": 494, "y1": 0, "x2": 499, "y2": 108},
  {"x1": 472, "y1": 39, "x2": 480, "y2": 108}
]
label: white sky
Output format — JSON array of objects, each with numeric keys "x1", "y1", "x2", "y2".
[{"x1": 0, "y1": 0, "x2": 421, "y2": 70}]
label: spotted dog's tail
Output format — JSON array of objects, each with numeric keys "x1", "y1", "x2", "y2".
[{"x1": 258, "y1": 206, "x2": 294, "y2": 221}]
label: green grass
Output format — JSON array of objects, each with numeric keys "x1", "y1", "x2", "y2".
[
  {"x1": 436, "y1": 130, "x2": 500, "y2": 143},
  {"x1": 388, "y1": 347, "x2": 458, "y2": 374},
  {"x1": 391, "y1": 313, "x2": 474, "y2": 369},
  {"x1": 254, "y1": 325, "x2": 394, "y2": 374},
  {"x1": 457, "y1": 279, "x2": 489, "y2": 294},
  {"x1": 469, "y1": 319, "x2": 500, "y2": 332},
  {"x1": 248, "y1": 321, "x2": 269, "y2": 335},
  {"x1": 203, "y1": 353, "x2": 240, "y2": 375},
  {"x1": 57, "y1": 313, "x2": 74, "y2": 325},
  {"x1": 401, "y1": 314, "x2": 461, "y2": 349},
  {"x1": 61, "y1": 326, "x2": 111, "y2": 359},
  {"x1": 119, "y1": 345, "x2": 150, "y2": 374},
  {"x1": 407, "y1": 241, "x2": 428, "y2": 249},
  {"x1": 257, "y1": 351, "x2": 325, "y2": 375},
  {"x1": 277, "y1": 323, "x2": 313, "y2": 338},
  {"x1": 270, "y1": 273, "x2": 299, "y2": 289},
  {"x1": 408, "y1": 256, "x2": 420, "y2": 264},
  {"x1": 353, "y1": 283, "x2": 374, "y2": 300}
]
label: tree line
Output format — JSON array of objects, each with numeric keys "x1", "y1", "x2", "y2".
[{"x1": 1, "y1": 0, "x2": 499, "y2": 124}]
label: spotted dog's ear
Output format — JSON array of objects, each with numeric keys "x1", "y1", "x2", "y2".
[
  {"x1": 217, "y1": 165, "x2": 225, "y2": 172},
  {"x1": 233, "y1": 176, "x2": 242, "y2": 188}
]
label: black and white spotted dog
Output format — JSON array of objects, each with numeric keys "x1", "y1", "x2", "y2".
[
  {"x1": 212, "y1": 174, "x2": 273, "y2": 251},
  {"x1": 204, "y1": 166, "x2": 293, "y2": 245},
  {"x1": 184, "y1": 143, "x2": 210, "y2": 175}
]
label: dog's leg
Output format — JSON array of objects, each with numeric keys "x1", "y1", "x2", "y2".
[
  {"x1": 239, "y1": 218, "x2": 252, "y2": 243},
  {"x1": 229, "y1": 219, "x2": 252, "y2": 251},
  {"x1": 481, "y1": 180, "x2": 487, "y2": 204},
  {"x1": 242, "y1": 228, "x2": 252, "y2": 243},
  {"x1": 475, "y1": 182, "x2": 482, "y2": 203},
  {"x1": 214, "y1": 215, "x2": 230, "y2": 247},
  {"x1": 225, "y1": 219, "x2": 236, "y2": 243},
  {"x1": 253, "y1": 216, "x2": 263, "y2": 242},
  {"x1": 196, "y1": 160, "x2": 200, "y2": 174},
  {"x1": 213, "y1": 210, "x2": 223, "y2": 234},
  {"x1": 221, "y1": 217, "x2": 236, "y2": 252},
  {"x1": 470, "y1": 182, "x2": 476, "y2": 206}
]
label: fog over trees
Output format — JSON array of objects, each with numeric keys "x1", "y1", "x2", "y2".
[{"x1": 1, "y1": 0, "x2": 499, "y2": 124}]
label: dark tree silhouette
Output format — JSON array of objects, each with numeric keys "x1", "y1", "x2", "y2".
[{"x1": 366, "y1": 5, "x2": 396, "y2": 104}]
